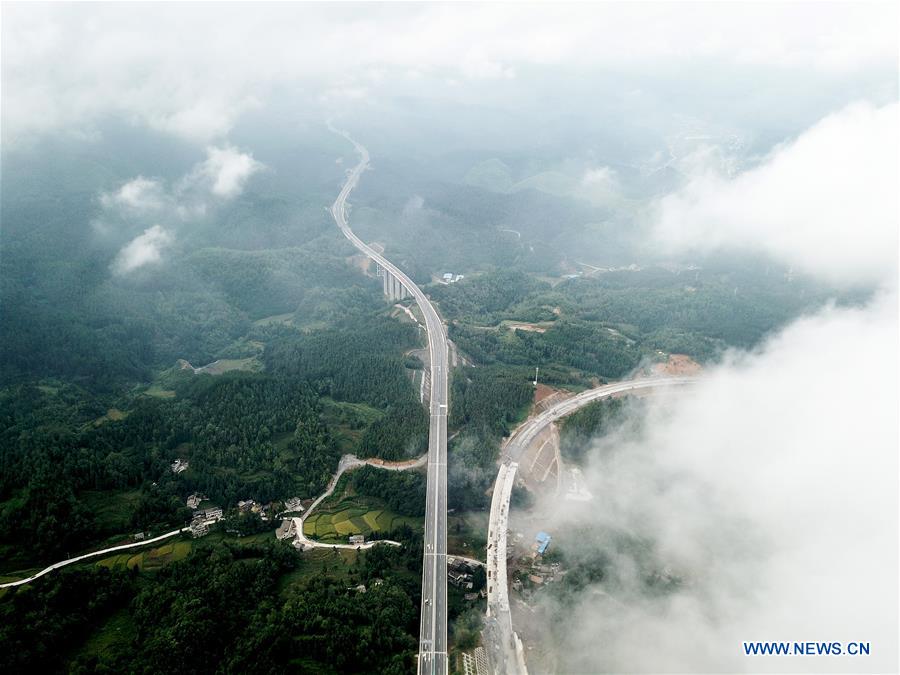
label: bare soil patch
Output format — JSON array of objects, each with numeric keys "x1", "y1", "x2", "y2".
[{"x1": 653, "y1": 353, "x2": 702, "y2": 376}]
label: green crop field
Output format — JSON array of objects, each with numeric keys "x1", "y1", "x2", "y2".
[
  {"x1": 96, "y1": 553, "x2": 133, "y2": 570},
  {"x1": 302, "y1": 496, "x2": 420, "y2": 543},
  {"x1": 94, "y1": 539, "x2": 192, "y2": 573}
]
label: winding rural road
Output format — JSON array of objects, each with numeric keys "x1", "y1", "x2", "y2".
[
  {"x1": 0, "y1": 528, "x2": 189, "y2": 589},
  {"x1": 330, "y1": 127, "x2": 450, "y2": 675},
  {"x1": 1, "y1": 452, "x2": 427, "y2": 589},
  {"x1": 485, "y1": 376, "x2": 697, "y2": 674},
  {"x1": 292, "y1": 452, "x2": 426, "y2": 551}
]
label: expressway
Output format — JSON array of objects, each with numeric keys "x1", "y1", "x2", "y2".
[
  {"x1": 504, "y1": 377, "x2": 696, "y2": 464},
  {"x1": 330, "y1": 128, "x2": 450, "y2": 675},
  {"x1": 485, "y1": 376, "x2": 697, "y2": 674}
]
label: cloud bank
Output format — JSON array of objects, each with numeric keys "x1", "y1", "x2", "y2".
[
  {"x1": 541, "y1": 291, "x2": 898, "y2": 673},
  {"x1": 2, "y1": 3, "x2": 897, "y2": 143},
  {"x1": 533, "y1": 95, "x2": 898, "y2": 672},
  {"x1": 653, "y1": 101, "x2": 898, "y2": 286}
]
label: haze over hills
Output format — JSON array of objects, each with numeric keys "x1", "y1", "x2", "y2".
[{"x1": 1, "y1": 3, "x2": 897, "y2": 674}]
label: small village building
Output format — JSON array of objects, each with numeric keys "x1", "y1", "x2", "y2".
[
  {"x1": 284, "y1": 497, "x2": 305, "y2": 512},
  {"x1": 186, "y1": 493, "x2": 205, "y2": 510},
  {"x1": 275, "y1": 519, "x2": 296, "y2": 540}
]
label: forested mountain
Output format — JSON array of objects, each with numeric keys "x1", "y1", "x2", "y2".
[
  {"x1": 433, "y1": 261, "x2": 866, "y2": 376},
  {"x1": 0, "y1": 373, "x2": 338, "y2": 561},
  {"x1": 1, "y1": 534, "x2": 424, "y2": 674}
]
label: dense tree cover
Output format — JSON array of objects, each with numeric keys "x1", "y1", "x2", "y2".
[
  {"x1": 263, "y1": 319, "x2": 421, "y2": 409},
  {"x1": 186, "y1": 247, "x2": 369, "y2": 320},
  {"x1": 450, "y1": 366, "x2": 533, "y2": 437},
  {"x1": 450, "y1": 320, "x2": 641, "y2": 381},
  {"x1": 264, "y1": 320, "x2": 429, "y2": 461},
  {"x1": 0, "y1": 566, "x2": 136, "y2": 674},
  {"x1": 0, "y1": 534, "x2": 424, "y2": 675},
  {"x1": 556, "y1": 267, "x2": 852, "y2": 354},
  {"x1": 444, "y1": 365, "x2": 536, "y2": 511},
  {"x1": 1, "y1": 237, "x2": 376, "y2": 393},
  {"x1": 447, "y1": 432, "x2": 500, "y2": 511},
  {"x1": 352, "y1": 164, "x2": 601, "y2": 276},
  {"x1": 357, "y1": 402, "x2": 428, "y2": 461},
  {"x1": 129, "y1": 486, "x2": 193, "y2": 532},
  {"x1": 434, "y1": 263, "x2": 864, "y2": 372},
  {"x1": 351, "y1": 466, "x2": 427, "y2": 518},
  {"x1": 1, "y1": 295, "x2": 425, "y2": 562},
  {"x1": 0, "y1": 470, "x2": 96, "y2": 562},
  {"x1": 509, "y1": 483, "x2": 535, "y2": 510},
  {"x1": 451, "y1": 609, "x2": 484, "y2": 651},
  {"x1": 559, "y1": 395, "x2": 647, "y2": 463},
  {"x1": 0, "y1": 373, "x2": 340, "y2": 560},
  {"x1": 0, "y1": 127, "x2": 359, "y2": 391},
  {"x1": 293, "y1": 285, "x2": 388, "y2": 328},
  {"x1": 430, "y1": 270, "x2": 550, "y2": 326}
]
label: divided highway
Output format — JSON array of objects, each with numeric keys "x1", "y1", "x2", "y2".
[{"x1": 330, "y1": 129, "x2": 449, "y2": 675}]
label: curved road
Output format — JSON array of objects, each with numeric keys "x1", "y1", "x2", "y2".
[
  {"x1": 330, "y1": 128, "x2": 450, "y2": 675},
  {"x1": 486, "y1": 376, "x2": 697, "y2": 674},
  {"x1": 0, "y1": 528, "x2": 188, "y2": 589},
  {"x1": 3, "y1": 453, "x2": 427, "y2": 590},
  {"x1": 291, "y1": 452, "x2": 426, "y2": 551}
]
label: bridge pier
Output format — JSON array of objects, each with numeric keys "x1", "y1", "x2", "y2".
[{"x1": 380, "y1": 268, "x2": 408, "y2": 301}]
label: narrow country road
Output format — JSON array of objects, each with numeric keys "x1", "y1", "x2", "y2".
[
  {"x1": 2, "y1": 452, "x2": 428, "y2": 589},
  {"x1": 0, "y1": 528, "x2": 188, "y2": 589},
  {"x1": 291, "y1": 452, "x2": 426, "y2": 551}
]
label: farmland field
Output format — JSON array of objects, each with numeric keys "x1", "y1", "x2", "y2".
[
  {"x1": 94, "y1": 540, "x2": 192, "y2": 572},
  {"x1": 303, "y1": 496, "x2": 420, "y2": 542}
]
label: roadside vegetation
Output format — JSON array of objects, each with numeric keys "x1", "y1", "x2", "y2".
[{"x1": 559, "y1": 395, "x2": 647, "y2": 464}]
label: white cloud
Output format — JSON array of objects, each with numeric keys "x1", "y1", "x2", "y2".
[
  {"x1": 148, "y1": 100, "x2": 251, "y2": 143},
  {"x1": 187, "y1": 145, "x2": 264, "y2": 199},
  {"x1": 97, "y1": 145, "x2": 262, "y2": 272},
  {"x1": 318, "y1": 85, "x2": 371, "y2": 105},
  {"x1": 538, "y1": 291, "x2": 898, "y2": 673},
  {"x1": 99, "y1": 176, "x2": 166, "y2": 213},
  {"x1": 653, "y1": 102, "x2": 899, "y2": 286},
  {"x1": 527, "y1": 94, "x2": 898, "y2": 673},
  {"x1": 111, "y1": 225, "x2": 172, "y2": 274},
  {"x1": 2, "y1": 3, "x2": 896, "y2": 143},
  {"x1": 99, "y1": 144, "x2": 262, "y2": 228},
  {"x1": 580, "y1": 166, "x2": 620, "y2": 202}
]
